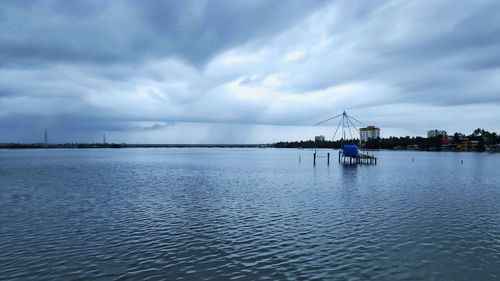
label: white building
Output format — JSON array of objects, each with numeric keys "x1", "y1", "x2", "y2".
[
  {"x1": 315, "y1": 135, "x2": 326, "y2": 142},
  {"x1": 427, "y1": 129, "x2": 447, "y2": 138},
  {"x1": 360, "y1": 126, "x2": 380, "y2": 142}
]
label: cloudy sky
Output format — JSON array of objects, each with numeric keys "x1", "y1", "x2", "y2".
[{"x1": 1, "y1": 0, "x2": 499, "y2": 144}]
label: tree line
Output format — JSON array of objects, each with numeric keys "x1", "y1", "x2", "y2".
[{"x1": 274, "y1": 128, "x2": 500, "y2": 151}]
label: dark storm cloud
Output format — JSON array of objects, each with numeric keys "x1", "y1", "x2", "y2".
[
  {"x1": 272, "y1": 1, "x2": 500, "y2": 107},
  {"x1": 134, "y1": 0, "x2": 328, "y2": 65},
  {"x1": 399, "y1": 4, "x2": 500, "y2": 59},
  {"x1": 0, "y1": 0, "x2": 327, "y2": 66}
]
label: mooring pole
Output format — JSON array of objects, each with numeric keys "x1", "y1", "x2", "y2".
[
  {"x1": 327, "y1": 153, "x2": 330, "y2": 165},
  {"x1": 313, "y1": 152, "x2": 316, "y2": 165}
]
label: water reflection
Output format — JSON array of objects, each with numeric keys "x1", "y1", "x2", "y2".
[{"x1": 340, "y1": 163, "x2": 359, "y2": 186}]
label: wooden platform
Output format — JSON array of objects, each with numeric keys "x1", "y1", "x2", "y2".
[
  {"x1": 311, "y1": 150, "x2": 377, "y2": 165},
  {"x1": 338, "y1": 151, "x2": 377, "y2": 164}
]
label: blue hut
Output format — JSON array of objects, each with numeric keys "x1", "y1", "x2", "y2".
[{"x1": 342, "y1": 144, "x2": 359, "y2": 157}]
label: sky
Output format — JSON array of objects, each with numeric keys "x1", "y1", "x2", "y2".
[{"x1": 1, "y1": 0, "x2": 499, "y2": 144}]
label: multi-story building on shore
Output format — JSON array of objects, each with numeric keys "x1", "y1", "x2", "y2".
[
  {"x1": 315, "y1": 135, "x2": 326, "y2": 142},
  {"x1": 360, "y1": 126, "x2": 380, "y2": 142},
  {"x1": 427, "y1": 129, "x2": 447, "y2": 138}
]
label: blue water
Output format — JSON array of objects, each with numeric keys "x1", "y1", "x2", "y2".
[{"x1": 1, "y1": 148, "x2": 499, "y2": 280}]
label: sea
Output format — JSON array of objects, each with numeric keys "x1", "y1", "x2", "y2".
[{"x1": 1, "y1": 148, "x2": 499, "y2": 280}]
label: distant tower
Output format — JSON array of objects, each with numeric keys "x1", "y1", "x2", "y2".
[
  {"x1": 103, "y1": 133, "x2": 107, "y2": 144},
  {"x1": 44, "y1": 129, "x2": 48, "y2": 144}
]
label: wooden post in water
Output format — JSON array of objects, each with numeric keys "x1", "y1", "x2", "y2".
[
  {"x1": 327, "y1": 153, "x2": 330, "y2": 165},
  {"x1": 313, "y1": 152, "x2": 316, "y2": 165}
]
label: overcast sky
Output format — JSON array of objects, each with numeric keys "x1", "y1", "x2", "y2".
[{"x1": 1, "y1": 0, "x2": 499, "y2": 143}]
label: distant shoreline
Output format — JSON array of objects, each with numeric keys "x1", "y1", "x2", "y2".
[
  {"x1": 0, "y1": 143, "x2": 497, "y2": 153},
  {"x1": 0, "y1": 143, "x2": 273, "y2": 149}
]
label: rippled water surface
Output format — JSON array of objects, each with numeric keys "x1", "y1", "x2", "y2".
[{"x1": 1, "y1": 148, "x2": 500, "y2": 280}]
